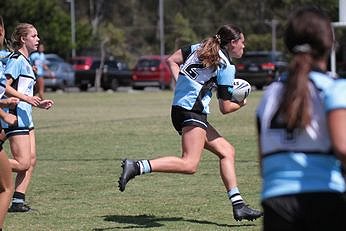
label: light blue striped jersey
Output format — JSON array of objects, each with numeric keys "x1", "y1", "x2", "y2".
[
  {"x1": 256, "y1": 71, "x2": 346, "y2": 200},
  {"x1": 1, "y1": 51, "x2": 36, "y2": 128},
  {"x1": 172, "y1": 43, "x2": 236, "y2": 114},
  {"x1": 0, "y1": 49, "x2": 11, "y2": 98}
]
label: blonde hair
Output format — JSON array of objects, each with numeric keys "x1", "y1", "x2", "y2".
[{"x1": 10, "y1": 23, "x2": 35, "y2": 50}]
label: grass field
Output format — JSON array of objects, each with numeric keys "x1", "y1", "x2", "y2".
[{"x1": 4, "y1": 89, "x2": 264, "y2": 231}]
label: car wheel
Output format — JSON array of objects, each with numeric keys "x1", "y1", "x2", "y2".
[
  {"x1": 110, "y1": 79, "x2": 119, "y2": 91},
  {"x1": 79, "y1": 84, "x2": 88, "y2": 92},
  {"x1": 60, "y1": 84, "x2": 66, "y2": 92}
]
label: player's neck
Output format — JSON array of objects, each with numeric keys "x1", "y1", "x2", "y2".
[{"x1": 18, "y1": 47, "x2": 29, "y2": 58}]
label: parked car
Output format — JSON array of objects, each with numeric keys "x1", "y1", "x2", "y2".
[
  {"x1": 235, "y1": 51, "x2": 288, "y2": 89},
  {"x1": 73, "y1": 57, "x2": 132, "y2": 91},
  {"x1": 45, "y1": 53, "x2": 65, "y2": 63},
  {"x1": 71, "y1": 56, "x2": 95, "y2": 71},
  {"x1": 132, "y1": 55, "x2": 174, "y2": 90},
  {"x1": 43, "y1": 61, "x2": 75, "y2": 91}
]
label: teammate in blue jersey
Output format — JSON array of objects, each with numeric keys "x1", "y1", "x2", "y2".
[
  {"x1": 30, "y1": 43, "x2": 50, "y2": 99},
  {"x1": 256, "y1": 7, "x2": 346, "y2": 230},
  {"x1": 118, "y1": 24, "x2": 263, "y2": 221},
  {"x1": 0, "y1": 15, "x2": 19, "y2": 231},
  {"x1": 3, "y1": 23, "x2": 54, "y2": 213}
]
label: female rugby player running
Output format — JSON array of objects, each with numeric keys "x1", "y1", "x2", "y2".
[{"x1": 119, "y1": 24, "x2": 262, "y2": 222}]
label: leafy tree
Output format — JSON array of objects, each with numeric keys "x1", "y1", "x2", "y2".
[
  {"x1": 1, "y1": 0, "x2": 344, "y2": 66},
  {"x1": 0, "y1": 0, "x2": 91, "y2": 59},
  {"x1": 166, "y1": 13, "x2": 197, "y2": 52}
]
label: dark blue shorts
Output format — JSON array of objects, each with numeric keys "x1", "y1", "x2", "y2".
[
  {"x1": 171, "y1": 106, "x2": 208, "y2": 135},
  {"x1": 262, "y1": 192, "x2": 346, "y2": 231}
]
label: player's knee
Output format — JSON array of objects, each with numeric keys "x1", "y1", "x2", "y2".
[
  {"x1": 17, "y1": 159, "x2": 31, "y2": 171},
  {"x1": 219, "y1": 145, "x2": 235, "y2": 160},
  {"x1": 30, "y1": 156, "x2": 37, "y2": 167},
  {"x1": 183, "y1": 162, "x2": 198, "y2": 174}
]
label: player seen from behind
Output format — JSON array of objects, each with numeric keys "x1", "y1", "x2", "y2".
[{"x1": 256, "y1": 6, "x2": 346, "y2": 230}]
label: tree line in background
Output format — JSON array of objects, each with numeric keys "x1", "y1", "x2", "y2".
[{"x1": 0, "y1": 0, "x2": 342, "y2": 66}]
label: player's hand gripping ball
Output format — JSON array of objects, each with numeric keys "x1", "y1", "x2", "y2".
[{"x1": 231, "y1": 79, "x2": 251, "y2": 103}]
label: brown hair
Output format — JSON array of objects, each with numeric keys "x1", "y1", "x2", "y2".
[
  {"x1": 279, "y1": 7, "x2": 333, "y2": 130},
  {"x1": 10, "y1": 23, "x2": 35, "y2": 50},
  {"x1": 0, "y1": 16, "x2": 4, "y2": 48},
  {"x1": 197, "y1": 24, "x2": 242, "y2": 69}
]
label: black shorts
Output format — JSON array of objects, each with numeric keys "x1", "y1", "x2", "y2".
[
  {"x1": 262, "y1": 193, "x2": 346, "y2": 231},
  {"x1": 3, "y1": 127, "x2": 30, "y2": 138},
  {"x1": 171, "y1": 106, "x2": 208, "y2": 135}
]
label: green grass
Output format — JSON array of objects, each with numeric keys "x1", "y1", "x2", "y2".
[{"x1": 4, "y1": 89, "x2": 264, "y2": 231}]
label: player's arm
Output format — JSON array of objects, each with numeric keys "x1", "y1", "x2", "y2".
[
  {"x1": 328, "y1": 109, "x2": 346, "y2": 167},
  {"x1": 167, "y1": 49, "x2": 183, "y2": 82},
  {"x1": 5, "y1": 75, "x2": 41, "y2": 106},
  {"x1": 216, "y1": 60, "x2": 246, "y2": 114},
  {"x1": 325, "y1": 80, "x2": 346, "y2": 167},
  {"x1": 218, "y1": 97, "x2": 246, "y2": 114},
  {"x1": 167, "y1": 45, "x2": 194, "y2": 82}
]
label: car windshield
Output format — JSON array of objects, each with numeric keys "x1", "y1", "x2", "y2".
[
  {"x1": 72, "y1": 59, "x2": 87, "y2": 65},
  {"x1": 47, "y1": 63, "x2": 59, "y2": 71},
  {"x1": 137, "y1": 59, "x2": 161, "y2": 68}
]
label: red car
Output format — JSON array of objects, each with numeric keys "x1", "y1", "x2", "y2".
[
  {"x1": 71, "y1": 56, "x2": 95, "y2": 71},
  {"x1": 132, "y1": 55, "x2": 174, "y2": 90}
]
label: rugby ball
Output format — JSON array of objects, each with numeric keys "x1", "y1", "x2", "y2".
[{"x1": 231, "y1": 79, "x2": 251, "y2": 103}]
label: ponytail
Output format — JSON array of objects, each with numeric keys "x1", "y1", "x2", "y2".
[
  {"x1": 278, "y1": 53, "x2": 312, "y2": 130},
  {"x1": 197, "y1": 24, "x2": 242, "y2": 70},
  {"x1": 197, "y1": 36, "x2": 221, "y2": 69},
  {"x1": 280, "y1": 6, "x2": 333, "y2": 130}
]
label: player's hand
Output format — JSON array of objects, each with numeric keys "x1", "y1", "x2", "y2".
[
  {"x1": 1, "y1": 97, "x2": 19, "y2": 108},
  {"x1": 38, "y1": 99, "x2": 54, "y2": 110},
  {"x1": 238, "y1": 99, "x2": 247, "y2": 107},
  {"x1": 25, "y1": 95, "x2": 42, "y2": 107},
  {"x1": 3, "y1": 113, "x2": 17, "y2": 126},
  {"x1": 32, "y1": 65, "x2": 38, "y2": 74}
]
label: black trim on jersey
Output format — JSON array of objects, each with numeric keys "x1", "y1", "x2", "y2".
[
  {"x1": 19, "y1": 74, "x2": 36, "y2": 80},
  {"x1": 191, "y1": 76, "x2": 217, "y2": 113},
  {"x1": 217, "y1": 85, "x2": 233, "y2": 100},
  {"x1": 10, "y1": 51, "x2": 31, "y2": 64},
  {"x1": 0, "y1": 82, "x2": 5, "y2": 88},
  {"x1": 181, "y1": 45, "x2": 192, "y2": 63},
  {"x1": 8, "y1": 105, "x2": 18, "y2": 128},
  {"x1": 11, "y1": 77, "x2": 19, "y2": 91},
  {"x1": 220, "y1": 48, "x2": 234, "y2": 65},
  {"x1": 9, "y1": 51, "x2": 21, "y2": 59}
]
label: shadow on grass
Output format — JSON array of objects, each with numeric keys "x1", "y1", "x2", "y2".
[{"x1": 93, "y1": 214, "x2": 257, "y2": 230}]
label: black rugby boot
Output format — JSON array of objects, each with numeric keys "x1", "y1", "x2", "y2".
[
  {"x1": 118, "y1": 159, "x2": 140, "y2": 192},
  {"x1": 233, "y1": 203, "x2": 263, "y2": 221},
  {"x1": 8, "y1": 203, "x2": 32, "y2": 213}
]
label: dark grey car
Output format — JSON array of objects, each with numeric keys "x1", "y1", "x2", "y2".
[
  {"x1": 235, "y1": 51, "x2": 288, "y2": 90},
  {"x1": 44, "y1": 61, "x2": 75, "y2": 91}
]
